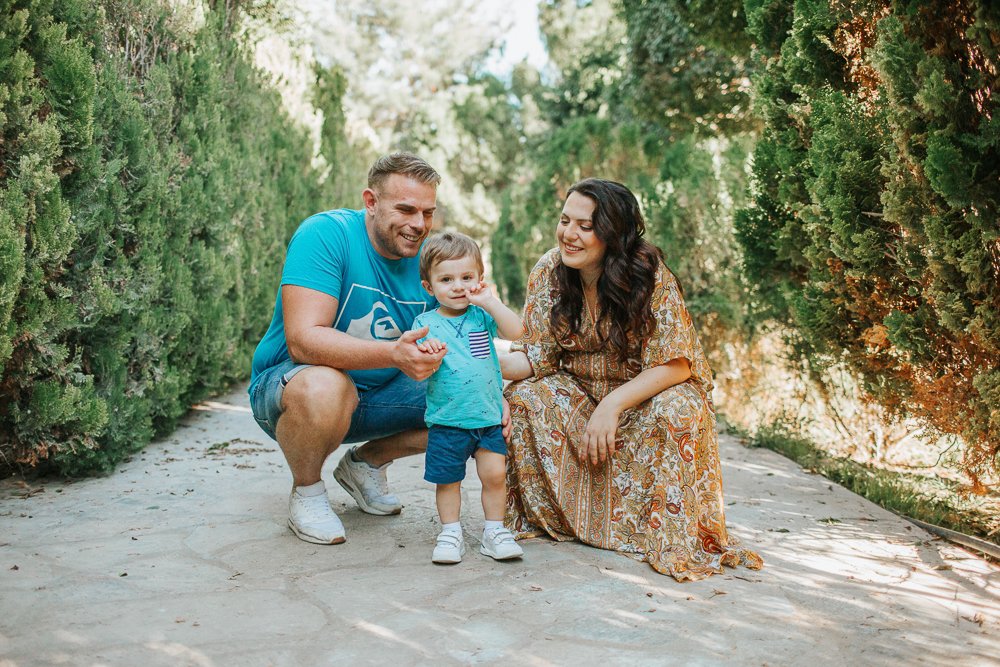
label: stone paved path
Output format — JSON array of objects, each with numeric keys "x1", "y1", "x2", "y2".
[{"x1": 1, "y1": 385, "x2": 997, "y2": 666}]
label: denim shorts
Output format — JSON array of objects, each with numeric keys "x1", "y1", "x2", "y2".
[
  {"x1": 423, "y1": 424, "x2": 506, "y2": 484},
  {"x1": 249, "y1": 360, "x2": 427, "y2": 443}
]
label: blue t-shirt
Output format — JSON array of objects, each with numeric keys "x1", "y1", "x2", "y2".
[
  {"x1": 250, "y1": 209, "x2": 435, "y2": 392},
  {"x1": 413, "y1": 306, "x2": 503, "y2": 429}
]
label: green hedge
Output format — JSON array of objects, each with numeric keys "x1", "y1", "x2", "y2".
[
  {"x1": 735, "y1": 0, "x2": 999, "y2": 484},
  {"x1": 0, "y1": 0, "x2": 350, "y2": 475}
]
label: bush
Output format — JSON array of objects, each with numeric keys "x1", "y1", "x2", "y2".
[
  {"x1": 737, "y1": 0, "x2": 1000, "y2": 485},
  {"x1": 0, "y1": 0, "x2": 349, "y2": 474}
]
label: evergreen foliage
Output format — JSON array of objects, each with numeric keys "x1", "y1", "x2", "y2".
[
  {"x1": 492, "y1": 0, "x2": 997, "y2": 484},
  {"x1": 0, "y1": 0, "x2": 348, "y2": 474},
  {"x1": 620, "y1": 0, "x2": 757, "y2": 134},
  {"x1": 736, "y1": 0, "x2": 1000, "y2": 483},
  {"x1": 491, "y1": 0, "x2": 755, "y2": 383}
]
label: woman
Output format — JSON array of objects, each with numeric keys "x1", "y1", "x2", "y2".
[{"x1": 503, "y1": 178, "x2": 762, "y2": 581}]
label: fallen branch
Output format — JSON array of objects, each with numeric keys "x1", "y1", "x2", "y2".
[{"x1": 891, "y1": 510, "x2": 1000, "y2": 561}]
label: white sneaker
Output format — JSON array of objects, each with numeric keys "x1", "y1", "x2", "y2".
[
  {"x1": 480, "y1": 527, "x2": 523, "y2": 560},
  {"x1": 287, "y1": 487, "x2": 346, "y2": 545},
  {"x1": 333, "y1": 447, "x2": 402, "y2": 516},
  {"x1": 432, "y1": 530, "x2": 466, "y2": 564}
]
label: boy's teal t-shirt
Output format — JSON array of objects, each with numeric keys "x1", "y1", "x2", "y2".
[
  {"x1": 250, "y1": 209, "x2": 435, "y2": 392},
  {"x1": 413, "y1": 305, "x2": 503, "y2": 429}
]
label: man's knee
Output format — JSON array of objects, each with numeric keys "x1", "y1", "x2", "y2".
[{"x1": 282, "y1": 366, "x2": 358, "y2": 425}]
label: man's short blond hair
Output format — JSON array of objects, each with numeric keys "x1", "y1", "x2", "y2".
[
  {"x1": 368, "y1": 152, "x2": 442, "y2": 192},
  {"x1": 419, "y1": 232, "x2": 484, "y2": 282}
]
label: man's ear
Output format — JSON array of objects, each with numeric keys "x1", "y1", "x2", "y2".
[{"x1": 362, "y1": 188, "x2": 377, "y2": 213}]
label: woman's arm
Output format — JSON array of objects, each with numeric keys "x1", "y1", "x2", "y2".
[
  {"x1": 499, "y1": 350, "x2": 534, "y2": 381},
  {"x1": 582, "y1": 358, "x2": 691, "y2": 465}
]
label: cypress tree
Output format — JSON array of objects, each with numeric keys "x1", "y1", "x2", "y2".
[
  {"x1": 736, "y1": 0, "x2": 999, "y2": 484},
  {"x1": 1, "y1": 0, "x2": 351, "y2": 474}
]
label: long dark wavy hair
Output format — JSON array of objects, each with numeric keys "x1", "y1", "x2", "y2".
[{"x1": 551, "y1": 178, "x2": 665, "y2": 361}]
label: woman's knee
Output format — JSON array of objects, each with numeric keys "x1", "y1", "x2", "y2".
[
  {"x1": 503, "y1": 380, "x2": 533, "y2": 408},
  {"x1": 649, "y1": 383, "x2": 706, "y2": 427},
  {"x1": 505, "y1": 373, "x2": 576, "y2": 407}
]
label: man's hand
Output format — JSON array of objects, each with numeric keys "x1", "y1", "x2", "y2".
[{"x1": 393, "y1": 327, "x2": 446, "y2": 380}]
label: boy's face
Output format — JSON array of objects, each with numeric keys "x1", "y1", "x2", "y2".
[{"x1": 422, "y1": 256, "x2": 482, "y2": 313}]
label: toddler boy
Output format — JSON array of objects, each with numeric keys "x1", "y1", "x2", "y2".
[{"x1": 413, "y1": 232, "x2": 524, "y2": 564}]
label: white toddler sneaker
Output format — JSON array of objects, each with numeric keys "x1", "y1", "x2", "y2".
[
  {"x1": 432, "y1": 530, "x2": 466, "y2": 564},
  {"x1": 287, "y1": 485, "x2": 346, "y2": 544},
  {"x1": 333, "y1": 447, "x2": 403, "y2": 516},
  {"x1": 480, "y1": 527, "x2": 523, "y2": 560}
]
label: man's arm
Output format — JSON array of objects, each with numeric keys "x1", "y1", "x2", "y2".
[{"x1": 283, "y1": 285, "x2": 444, "y2": 379}]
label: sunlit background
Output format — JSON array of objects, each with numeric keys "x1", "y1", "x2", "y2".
[{"x1": 2, "y1": 0, "x2": 997, "y2": 540}]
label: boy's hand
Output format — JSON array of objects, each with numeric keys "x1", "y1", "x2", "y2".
[
  {"x1": 501, "y1": 398, "x2": 512, "y2": 443},
  {"x1": 466, "y1": 280, "x2": 498, "y2": 308},
  {"x1": 393, "y1": 327, "x2": 445, "y2": 380},
  {"x1": 417, "y1": 337, "x2": 446, "y2": 354}
]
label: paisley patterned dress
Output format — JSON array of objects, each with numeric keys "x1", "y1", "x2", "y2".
[{"x1": 505, "y1": 249, "x2": 762, "y2": 581}]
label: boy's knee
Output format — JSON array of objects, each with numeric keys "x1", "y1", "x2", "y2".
[{"x1": 477, "y1": 457, "x2": 506, "y2": 487}]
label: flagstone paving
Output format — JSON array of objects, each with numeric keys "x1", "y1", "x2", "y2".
[{"x1": 1, "y1": 385, "x2": 997, "y2": 666}]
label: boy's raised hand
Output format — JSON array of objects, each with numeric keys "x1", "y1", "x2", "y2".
[{"x1": 466, "y1": 280, "x2": 498, "y2": 308}]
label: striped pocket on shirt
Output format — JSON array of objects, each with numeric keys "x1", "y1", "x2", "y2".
[{"x1": 468, "y1": 330, "x2": 491, "y2": 359}]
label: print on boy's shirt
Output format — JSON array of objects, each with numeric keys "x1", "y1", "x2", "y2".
[
  {"x1": 468, "y1": 330, "x2": 491, "y2": 359},
  {"x1": 335, "y1": 284, "x2": 429, "y2": 341}
]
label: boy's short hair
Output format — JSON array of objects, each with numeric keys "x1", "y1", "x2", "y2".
[
  {"x1": 368, "y1": 152, "x2": 441, "y2": 192},
  {"x1": 419, "y1": 232, "x2": 484, "y2": 282}
]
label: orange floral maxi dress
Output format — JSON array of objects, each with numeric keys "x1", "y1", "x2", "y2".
[{"x1": 505, "y1": 249, "x2": 762, "y2": 581}]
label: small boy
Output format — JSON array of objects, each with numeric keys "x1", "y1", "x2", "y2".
[{"x1": 413, "y1": 232, "x2": 525, "y2": 564}]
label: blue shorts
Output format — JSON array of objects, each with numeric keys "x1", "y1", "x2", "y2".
[
  {"x1": 249, "y1": 360, "x2": 427, "y2": 443},
  {"x1": 423, "y1": 424, "x2": 507, "y2": 485}
]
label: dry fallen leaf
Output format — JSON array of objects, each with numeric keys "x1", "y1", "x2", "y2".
[
  {"x1": 529, "y1": 585, "x2": 543, "y2": 591},
  {"x1": 961, "y1": 613, "x2": 985, "y2": 627}
]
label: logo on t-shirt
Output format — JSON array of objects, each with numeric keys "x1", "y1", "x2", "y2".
[
  {"x1": 336, "y1": 284, "x2": 427, "y2": 341},
  {"x1": 345, "y1": 301, "x2": 402, "y2": 340}
]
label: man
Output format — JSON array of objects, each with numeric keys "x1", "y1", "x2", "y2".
[{"x1": 249, "y1": 152, "x2": 447, "y2": 544}]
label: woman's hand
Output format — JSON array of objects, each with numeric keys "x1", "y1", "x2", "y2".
[{"x1": 582, "y1": 399, "x2": 622, "y2": 466}]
